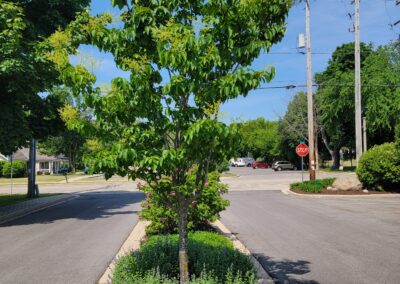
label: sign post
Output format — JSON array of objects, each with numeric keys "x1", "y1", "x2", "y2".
[{"x1": 296, "y1": 144, "x2": 310, "y2": 182}]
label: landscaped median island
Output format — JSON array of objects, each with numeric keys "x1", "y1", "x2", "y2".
[
  {"x1": 289, "y1": 178, "x2": 395, "y2": 195},
  {"x1": 107, "y1": 172, "x2": 262, "y2": 284},
  {"x1": 113, "y1": 231, "x2": 256, "y2": 284},
  {"x1": 291, "y1": 142, "x2": 400, "y2": 195}
]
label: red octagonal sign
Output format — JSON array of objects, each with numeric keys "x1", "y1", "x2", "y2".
[{"x1": 296, "y1": 143, "x2": 309, "y2": 157}]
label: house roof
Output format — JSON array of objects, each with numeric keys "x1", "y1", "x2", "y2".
[
  {"x1": 12, "y1": 148, "x2": 67, "y2": 162},
  {"x1": 0, "y1": 153, "x2": 8, "y2": 161}
]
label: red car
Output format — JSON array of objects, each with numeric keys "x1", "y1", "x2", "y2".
[{"x1": 252, "y1": 161, "x2": 269, "y2": 169}]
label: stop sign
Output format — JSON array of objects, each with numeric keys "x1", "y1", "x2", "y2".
[{"x1": 296, "y1": 143, "x2": 309, "y2": 157}]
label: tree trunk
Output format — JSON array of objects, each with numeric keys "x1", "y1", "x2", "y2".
[
  {"x1": 178, "y1": 204, "x2": 189, "y2": 284},
  {"x1": 332, "y1": 147, "x2": 340, "y2": 170}
]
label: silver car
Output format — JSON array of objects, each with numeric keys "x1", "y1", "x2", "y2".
[{"x1": 272, "y1": 161, "x2": 297, "y2": 171}]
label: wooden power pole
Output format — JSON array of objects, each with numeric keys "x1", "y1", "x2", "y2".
[
  {"x1": 306, "y1": 0, "x2": 316, "y2": 180},
  {"x1": 354, "y1": 0, "x2": 363, "y2": 161}
]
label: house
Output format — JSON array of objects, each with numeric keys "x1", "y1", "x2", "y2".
[
  {"x1": 0, "y1": 153, "x2": 8, "y2": 162},
  {"x1": 11, "y1": 148, "x2": 68, "y2": 174}
]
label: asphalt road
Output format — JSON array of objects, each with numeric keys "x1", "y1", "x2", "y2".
[
  {"x1": 223, "y1": 167, "x2": 355, "y2": 191},
  {"x1": 0, "y1": 186, "x2": 143, "y2": 284},
  {"x1": 221, "y1": 190, "x2": 400, "y2": 284}
]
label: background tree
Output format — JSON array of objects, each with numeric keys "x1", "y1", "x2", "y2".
[
  {"x1": 315, "y1": 42, "x2": 400, "y2": 169},
  {"x1": 39, "y1": 86, "x2": 91, "y2": 173},
  {"x1": 361, "y1": 43, "x2": 400, "y2": 145},
  {"x1": 0, "y1": 0, "x2": 90, "y2": 155},
  {"x1": 315, "y1": 42, "x2": 373, "y2": 169},
  {"x1": 278, "y1": 91, "x2": 308, "y2": 163},
  {"x1": 49, "y1": 0, "x2": 291, "y2": 281},
  {"x1": 236, "y1": 118, "x2": 280, "y2": 162}
]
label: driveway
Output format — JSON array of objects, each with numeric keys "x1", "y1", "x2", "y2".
[
  {"x1": 0, "y1": 185, "x2": 143, "y2": 284},
  {"x1": 221, "y1": 190, "x2": 400, "y2": 284}
]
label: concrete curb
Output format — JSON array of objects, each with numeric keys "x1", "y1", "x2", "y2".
[
  {"x1": 211, "y1": 220, "x2": 274, "y2": 284},
  {"x1": 0, "y1": 194, "x2": 77, "y2": 225},
  {"x1": 281, "y1": 187, "x2": 400, "y2": 198},
  {"x1": 98, "y1": 220, "x2": 149, "y2": 284}
]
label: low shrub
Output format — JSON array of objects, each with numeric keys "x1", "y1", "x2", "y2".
[
  {"x1": 356, "y1": 143, "x2": 400, "y2": 191},
  {"x1": 113, "y1": 231, "x2": 256, "y2": 284},
  {"x1": 290, "y1": 178, "x2": 335, "y2": 193},
  {"x1": 2, "y1": 161, "x2": 27, "y2": 178},
  {"x1": 139, "y1": 172, "x2": 230, "y2": 235}
]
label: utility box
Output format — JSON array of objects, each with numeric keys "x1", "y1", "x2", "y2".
[{"x1": 297, "y1": 33, "x2": 305, "y2": 49}]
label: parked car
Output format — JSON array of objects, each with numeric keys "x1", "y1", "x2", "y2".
[
  {"x1": 243, "y1": 157, "x2": 255, "y2": 167},
  {"x1": 272, "y1": 161, "x2": 297, "y2": 171},
  {"x1": 252, "y1": 161, "x2": 269, "y2": 169},
  {"x1": 58, "y1": 167, "x2": 70, "y2": 174},
  {"x1": 230, "y1": 158, "x2": 246, "y2": 167}
]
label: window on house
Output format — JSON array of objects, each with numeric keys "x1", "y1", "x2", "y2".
[{"x1": 40, "y1": 162, "x2": 49, "y2": 170}]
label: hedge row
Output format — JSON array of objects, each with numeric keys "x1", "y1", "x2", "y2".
[{"x1": 0, "y1": 161, "x2": 27, "y2": 178}]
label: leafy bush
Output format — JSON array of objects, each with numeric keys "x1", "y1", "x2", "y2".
[
  {"x1": 113, "y1": 231, "x2": 256, "y2": 284},
  {"x1": 2, "y1": 161, "x2": 27, "y2": 178},
  {"x1": 356, "y1": 143, "x2": 400, "y2": 191},
  {"x1": 290, "y1": 178, "x2": 335, "y2": 193},
  {"x1": 216, "y1": 161, "x2": 230, "y2": 173},
  {"x1": 0, "y1": 161, "x2": 7, "y2": 177},
  {"x1": 139, "y1": 172, "x2": 230, "y2": 235}
]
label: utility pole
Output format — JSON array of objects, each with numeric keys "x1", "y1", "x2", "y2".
[
  {"x1": 27, "y1": 138, "x2": 37, "y2": 198},
  {"x1": 362, "y1": 117, "x2": 367, "y2": 152},
  {"x1": 354, "y1": 0, "x2": 363, "y2": 161},
  {"x1": 306, "y1": 0, "x2": 316, "y2": 180}
]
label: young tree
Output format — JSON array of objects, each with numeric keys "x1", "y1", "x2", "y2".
[{"x1": 49, "y1": 1, "x2": 291, "y2": 281}]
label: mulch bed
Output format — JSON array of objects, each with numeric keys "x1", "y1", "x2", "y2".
[{"x1": 290, "y1": 188, "x2": 400, "y2": 195}]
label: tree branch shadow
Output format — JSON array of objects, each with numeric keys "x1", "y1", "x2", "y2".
[
  {"x1": 254, "y1": 253, "x2": 320, "y2": 284},
  {"x1": 0, "y1": 191, "x2": 144, "y2": 227}
]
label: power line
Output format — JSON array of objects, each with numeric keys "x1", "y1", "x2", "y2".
[{"x1": 256, "y1": 83, "x2": 400, "y2": 90}]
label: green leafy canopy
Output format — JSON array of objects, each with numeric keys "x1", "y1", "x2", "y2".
[
  {"x1": 49, "y1": 1, "x2": 291, "y2": 279},
  {"x1": 51, "y1": 0, "x2": 291, "y2": 188}
]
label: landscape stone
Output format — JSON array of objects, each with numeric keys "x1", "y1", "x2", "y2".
[{"x1": 333, "y1": 175, "x2": 363, "y2": 191}]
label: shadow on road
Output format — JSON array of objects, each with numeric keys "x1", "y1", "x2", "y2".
[
  {"x1": 254, "y1": 254, "x2": 320, "y2": 284},
  {"x1": 0, "y1": 191, "x2": 144, "y2": 227}
]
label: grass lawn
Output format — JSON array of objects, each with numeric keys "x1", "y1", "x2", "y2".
[
  {"x1": 0, "y1": 174, "x2": 84, "y2": 185},
  {"x1": 319, "y1": 160, "x2": 356, "y2": 172},
  {"x1": 0, "y1": 193, "x2": 60, "y2": 207}
]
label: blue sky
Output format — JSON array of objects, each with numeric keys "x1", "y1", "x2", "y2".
[{"x1": 76, "y1": 0, "x2": 400, "y2": 123}]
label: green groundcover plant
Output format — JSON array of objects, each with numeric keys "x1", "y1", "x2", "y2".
[
  {"x1": 356, "y1": 143, "x2": 400, "y2": 191},
  {"x1": 290, "y1": 178, "x2": 335, "y2": 193},
  {"x1": 113, "y1": 231, "x2": 256, "y2": 284},
  {"x1": 139, "y1": 171, "x2": 229, "y2": 235}
]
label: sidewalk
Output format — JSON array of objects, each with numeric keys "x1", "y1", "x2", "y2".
[
  {"x1": 57, "y1": 173, "x2": 104, "y2": 183},
  {"x1": 0, "y1": 194, "x2": 77, "y2": 224}
]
